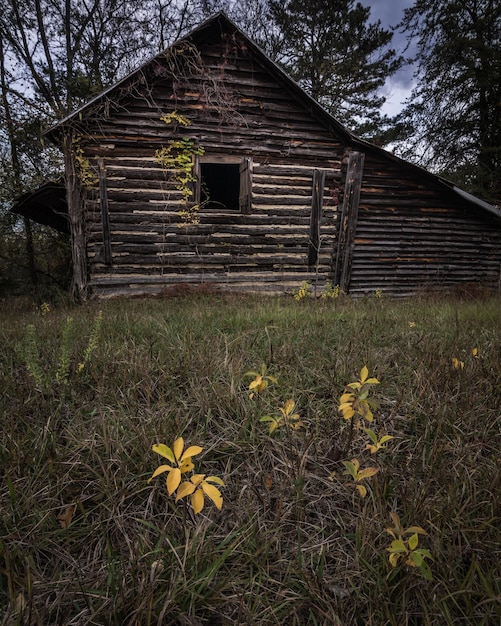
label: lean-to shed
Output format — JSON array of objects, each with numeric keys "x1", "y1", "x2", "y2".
[{"x1": 14, "y1": 12, "x2": 501, "y2": 298}]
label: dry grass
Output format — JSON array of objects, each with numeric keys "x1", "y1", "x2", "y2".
[{"x1": 1, "y1": 293, "x2": 500, "y2": 625}]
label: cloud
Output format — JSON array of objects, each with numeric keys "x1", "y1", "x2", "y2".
[{"x1": 360, "y1": 0, "x2": 417, "y2": 115}]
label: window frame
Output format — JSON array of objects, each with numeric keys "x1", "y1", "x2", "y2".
[{"x1": 192, "y1": 154, "x2": 252, "y2": 214}]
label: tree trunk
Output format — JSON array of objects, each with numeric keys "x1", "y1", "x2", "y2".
[
  {"x1": 1, "y1": 32, "x2": 39, "y2": 290},
  {"x1": 63, "y1": 135, "x2": 88, "y2": 302},
  {"x1": 23, "y1": 216, "x2": 38, "y2": 287}
]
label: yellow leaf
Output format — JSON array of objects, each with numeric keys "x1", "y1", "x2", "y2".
[
  {"x1": 406, "y1": 525, "x2": 427, "y2": 536},
  {"x1": 339, "y1": 403, "x2": 355, "y2": 419},
  {"x1": 284, "y1": 399, "x2": 295, "y2": 415},
  {"x1": 249, "y1": 376, "x2": 262, "y2": 390},
  {"x1": 379, "y1": 435, "x2": 394, "y2": 444},
  {"x1": 363, "y1": 407, "x2": 374, "y2": 421},
  {"x1": 152, "y1": 443, "x2": 175, "y2": 463},
  {"x1": 173, "y1": 437, "x2": 184, "y2": 461},
  {"x1": 356, "y1": 484, "x2": 367, "y2": 498},
  {"x1": 180, "y1": 445, "x2": 203, "y2": 462},
  {"x1": 408, "y1": 533, "x2": 419, "y2": 551},
  {"x1": 206, "y1": 475, "x2": 225, "y2": 486},
  {"x1": 202, "y1": 482, "x2": 223, "y2": 509},
  {"x1": 360, "y1": 365, "x2": 369, "y2": 383},
  {"x1": 269, "y1": 419, "x2": 279, "y2": 434},
  {"x1": 389, "y1": 552, "x2": 400, "y2": 567},
  {"x1": 244, "y1": 370, "x2": 260, "y2": 378},
  {"x1": 179, "y1": 457, "x2": 194, "y2": 473},
  {"x1": 340, "y1": 391, "x2": 355, "y2": 403},
  {"x1": 175, "y1": 481, "x2": 196, "y2": 501},
  {"x1": 390, "y1": 539, "x2": 407, "y2": 553},
  {"x1": 357, "y1": 467, "x2": 379, "y2": 480},
  {"x1": 191, "y1": 473, "x2": 205, "y2": 485},
  {"x1": 166, "y1": 467, "x2": 181, "y2": 495},
  {"x1": 191, "y1": 488, "x2": 205, "y2": 514},
  {"x1": 148, "y1": 464, "x2": 173, "y2": 483}
]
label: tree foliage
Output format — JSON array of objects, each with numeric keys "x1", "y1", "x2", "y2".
[
  {"x1": 394, "y1": 0, "x2": 501, "y2": 204},
  {"x1": 268, "y1": 0, "x2": 403, "y2": 140}
]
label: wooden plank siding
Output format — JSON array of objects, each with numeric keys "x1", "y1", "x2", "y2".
[
  {"x1": 348, "y1": 151, "x2": 501, "y2": 296},
  {"x1": 48, "y1": 13, "x2": 500, "y2": 299},
  {"x1": 78, "y1": 35, "x2": 342, "y2": 297}
]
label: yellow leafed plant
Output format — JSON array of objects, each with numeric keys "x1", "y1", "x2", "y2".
[
  {"x1": 364, "y1": 428, "x2": 394, "y2": 454},
  {"x1": 385, "y1": 511, "x2": 433, "y2": 579},
  {"x1": 149, "y1": 437, "x2": 224, "y2": 514},
  {"x1": 245, "y1": 364, "x2": 277, "y2": 399},
  {"x1": 260, "y1": 399, "x2": 303, "y2": 435},
  {"x1": 175, "y1": 474, "x2": 225, "y2": 514},
  {"x1": 339, "y1": 365, "x2": 379, "y2": 424},
  {"x1": 342, "y1": 458, "x2": 379, "y2": 498},
  {"x1": 149, "y1": 437, "x2": 202, "y2": 495}
]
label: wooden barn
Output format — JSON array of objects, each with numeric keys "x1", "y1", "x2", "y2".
[{"x1": 14, "y1": 12, "x2": 501, "y2": 298}]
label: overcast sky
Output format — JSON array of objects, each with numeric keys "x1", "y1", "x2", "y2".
[{"x1": 360, "y1": 0, "x2": 416, "y2": 116}]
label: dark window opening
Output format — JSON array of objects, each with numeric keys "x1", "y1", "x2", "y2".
[{"x1": 201, "y1": 163, "x2": 240, "y2": 210}]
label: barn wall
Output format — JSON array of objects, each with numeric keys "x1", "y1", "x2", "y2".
[
  {"x1": 74, "y1": 24, "x2": 501, "y2": 299},
  {"x1": 79, "y1": 33, "x2": 343, "y2": 297},
  {"x1": 348, "y1": 151, "x2": 501, "y2": 296}
]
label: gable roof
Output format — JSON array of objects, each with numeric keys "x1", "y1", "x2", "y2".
[
  {"x1": 46, "y1": 11, "x2": 355, "y2": 144},
  {"x1": 26, "y1": 11, "x2": 500, "y2": 225}
]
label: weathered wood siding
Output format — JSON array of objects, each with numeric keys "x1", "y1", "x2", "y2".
[
  {"x1": 72, "y1": 17, "x2": 501, "y2": 299},
  {"x1": 347, "y1": 151, "x2": 501, "y2": 296},
  {"x1": 79, "y1": 32, "x2": 343, "y2": 297}
]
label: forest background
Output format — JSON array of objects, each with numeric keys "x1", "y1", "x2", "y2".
[{"x1": 0, "y1": 0, "x2": 499, "y2": 301}]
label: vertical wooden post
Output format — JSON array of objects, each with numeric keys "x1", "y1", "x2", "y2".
[
  {"x1": 192, "y1": 153, "x2": 201, "y2": 206},
  {"x1": 308, "y1": 169, "x2": 325, "y2": 267},
  {"x1": 239, "y1": 157, "x2": 253, "y2": 214},
  {"x1": 97, "y1": 158, "x2": 112, "y2": 266},
  {"x1": 63, "y1": 134, "x2": 87, "y2": 302},
  {"x1": 333, "y1": 151, "x2": 365, "y2": 292}
]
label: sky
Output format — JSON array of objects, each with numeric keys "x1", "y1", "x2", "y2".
[{"x1": 360, "y1": 0, "x2": 416, "y2": 116}]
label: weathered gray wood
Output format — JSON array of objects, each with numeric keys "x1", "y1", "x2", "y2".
[
  {"x1": 308, "y1": 169, "x2": 326, "y2": 267},
  {"x1": 97, "y1": 159, "x2": 112, "y2": 265},
  {"x1": 333, "y1": 151, "x2": 365, "y2": 291},
  {"x1": 72, "y1": 24, "x2": 501, "y2": 299},
  {"x1": 239, "y1": 157, "x2": 252, "y2": 214}
]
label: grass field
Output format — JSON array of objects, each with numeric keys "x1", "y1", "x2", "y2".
[{"x1": 1, "y1": 292, "x2": 500, "y2": 625}]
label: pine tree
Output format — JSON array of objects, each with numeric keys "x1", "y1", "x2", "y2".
[
  {"x1": 269, "y1": 0, "x2": 403, "y2": 140},
  {"x1": 394, "y1": 0, "x2": 501, "y2": 204}
]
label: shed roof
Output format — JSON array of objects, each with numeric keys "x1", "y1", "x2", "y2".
[{"x1": 12, "y1": 180, "x2": 69, "y2": 233}]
